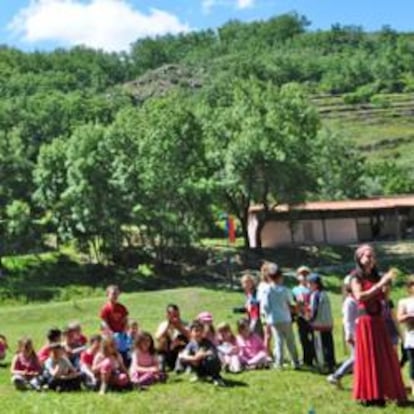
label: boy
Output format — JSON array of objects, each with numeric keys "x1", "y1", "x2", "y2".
[
  {"x1": 179, "y1": 321, "x2": 225, "y2": 386},
  {"x1": 37, "y1": 328, "x2": 62, "y2": 365},
  {"x1": 100, "y1": 285, "x2": 130, "y2": 365},
  {"x1": 44, "y1": 344, "x2": 82, "y2": 391}
]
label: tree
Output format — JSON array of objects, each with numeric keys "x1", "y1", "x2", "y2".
[
  {"x1": 311, "y1": 128, "x2": 366, "y2": 200},
  {"x1": 200, "y1": 78, "x2": 320, "y2": 247}
]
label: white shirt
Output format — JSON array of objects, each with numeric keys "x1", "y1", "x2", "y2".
[{"x1": 398, "y1": 297, "x2": 414, "y2": 349}]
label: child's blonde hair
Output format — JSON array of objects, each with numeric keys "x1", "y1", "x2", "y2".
[{"x1": 241, "y1": 273, "x2": 256, "y2": 286}]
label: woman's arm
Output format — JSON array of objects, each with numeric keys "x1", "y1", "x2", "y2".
[
  {"x1": 10, "y1": 355, "x2": 27, "y2": 376},
  {"x1": 351, "y1": 272, "x2": 393, "y2": 301}
]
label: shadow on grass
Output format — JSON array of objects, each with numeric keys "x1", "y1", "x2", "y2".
[
  {"x1": 222, "y1": 378, "x2": 248, "y2": 388},
  {"x1": 2, "y1": 241, "x2": 414, "y2": 304}
]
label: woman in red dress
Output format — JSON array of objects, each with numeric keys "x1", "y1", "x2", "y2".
[{"x1": 351, "y1": 244, "x2": 406, "y2": 406}]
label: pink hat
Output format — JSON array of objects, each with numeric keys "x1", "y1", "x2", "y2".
[{"x1": 197, "y1": 311, "x2": 213, "y2": 323}]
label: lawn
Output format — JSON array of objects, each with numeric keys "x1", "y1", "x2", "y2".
[{"x1": 0, "y1": 284, "x2": 411, "y2": 414}]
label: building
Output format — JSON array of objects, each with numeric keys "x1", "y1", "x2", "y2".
[{"x1": 248, "y1": 195, "x2": 414, "y2": 248}]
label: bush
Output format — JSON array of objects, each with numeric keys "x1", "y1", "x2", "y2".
[
  {"x1": 370, "y1": 94, "x2": 391, "y2": 108},
  {"x1": 343, "y1": 83, "x2": 378, "y2": 104}
]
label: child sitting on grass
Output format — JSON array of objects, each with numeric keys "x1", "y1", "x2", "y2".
[
  {"x1": 93, "y1": 337, "x2": 130, "y2": 395},
  {"x1": 217, "y1": 323, "x2": 242, "y2": 373},
  {"x1": 236, "y1": 319, "x2": 269, "y2": 369},
  {"x1": 63, "y1": 323, "x2": 87, "y2": 368},
  {"x1": 80, "y1": 334, "x2": 102, "y2": 390},
  {"x1": 37, "y1": 328, "x2": 62, "y2": 365},
  {"x1": 0, "y1": 334, "x2": 8, "y2": 363},
  {"x1": 179, "y1": 321, "x2": 225, "y2": 387},
  {"x1": 11, "y1": 337, "x2": 42, "y2": 391},
  {"x1": 197, "y1": 312, "x2": 218, "y2": 345},
  {"x1": 130, "y1": 332, "x2": 166, "y2": 388},
  {"x1": 44, "y1": 343, "x2": 82, "y2": 392}
]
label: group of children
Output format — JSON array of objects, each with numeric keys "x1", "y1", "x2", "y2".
[{"x1": 5, "y1": 261, "x2": 414, "y2": 398}]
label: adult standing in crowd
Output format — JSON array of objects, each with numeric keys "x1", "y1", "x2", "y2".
[
  {"x1": 351, "y1": 244, "x2": 406, "y2": 407},
  {"x1": 155, "y1": 304, "x2": 189, "y2": 372},
  {"x1": 292, "y1": 266, "x2": 315, "y2": 367}
]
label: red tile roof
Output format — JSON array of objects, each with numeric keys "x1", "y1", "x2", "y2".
[{"x1": 249, "y1": 195, "x2": 414, "y2": 214}]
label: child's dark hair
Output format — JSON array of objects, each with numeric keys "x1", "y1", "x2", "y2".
[
  {"x1": 47, "y1": 328, "x2": 62, "y2": 343},
  {"x1": 167, "y1": 304, "x2": 179, "y2": 312},
  {"x1": 236, "y1": 318, "x2": 249, "y2": 333},
  {"x1": 134, "y1": 332, "x2": 155, "y2": 355},
  {"x1": 89, "y1": 334, "x2": 102, "y2": 345},
  {"x1": 189, "y1": 320, "x2": 204, "y2": 331}
]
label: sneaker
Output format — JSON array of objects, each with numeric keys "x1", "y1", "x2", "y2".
[
  {"x1": 189, "y1": 375, "x2": 201, "y2": 383},
  {"x1": 273, "y1": 363, "x2": 283, "y2": 371},
  {"x1": 327, "y1": 374, "x2": 343, "y2": 389},
  {"x1": 213, "y1": 378, "x2": 226, "y2": 387}
]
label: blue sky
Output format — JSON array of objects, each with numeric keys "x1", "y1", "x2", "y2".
[{"x1": 1, "y1": 0, "x2": 413, "y2": 52}]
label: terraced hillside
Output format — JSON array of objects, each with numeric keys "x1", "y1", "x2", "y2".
[{"x1": 315, "y1": 93, "x2": 414, "y2": 170}]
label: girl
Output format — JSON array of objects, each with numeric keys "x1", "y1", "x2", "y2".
[
  {"x1": 130, "y1": 332, "x2": 166, "y2": 388},
  {"x1": 257, "y1": 263, "x2": 272, "y2": 352},
  {"x1": 397, "y1": 276, "x2": 414, "y2": 396},
  {"x1": 93, "y1": 337, "x2": 130, "y2": 394},
  {"x1": 216, "y1": 323, "x2": 242, "y2": 373},
  {"x1": 197, "y1": 312, "x2": 218, "y2": 345},
  {"x1": 308, "y1": 273, "x2": 336, "y2": 373},
  {"x1": 240, "y1": 274, "x2": 263, "y2": 338},
  {"x1": 327, "y1": 275, "x2": 358, "y2": 388},
  {"x1": 236, "y1": 319, "x2": 269, "y2": 369},
  {"x1": 0, "y1": 334, "x2": 8, "y2": 362},
  {"x1": 351, "y1": 244, "x2": 406, "y2": 406},
  {"x1": 80, "y1": 335, "x2": 102, "y2": 390},
  {"x1": 10, "y1": 337, "x2": 42, "y2": 391}
]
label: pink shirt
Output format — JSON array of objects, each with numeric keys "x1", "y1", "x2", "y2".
[
  {"x1": 130, "y1": 351, "x2": 158, "y2": 375},
  {"x1": 236, "y1": 333, "x2": 266, "y2": 360}
]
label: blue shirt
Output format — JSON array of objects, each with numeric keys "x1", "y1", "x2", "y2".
[{"x1": 262, "y1": 284, "x2": 294, "y2": 325}]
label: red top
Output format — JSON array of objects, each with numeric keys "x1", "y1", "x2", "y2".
[
  {"x1": 80, "y1": 350, "x2": 94, "y2": 367},
  {"x1": 14, "y1": 353, "x2": 41, "y2": 373},
  {"x1": 37, "y1": 345, "x2": 51, "y2": 363},
  {"x1": 100, "y1": 302, "x2": 129, "y2": 333},
  {"x1": 356, "y1": 276, "x2": 384, "y2": 316}
]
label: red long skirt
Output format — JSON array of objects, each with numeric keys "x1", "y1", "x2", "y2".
[{"x1": 353, "y1": 314, "x2": 406, "y2": 402}]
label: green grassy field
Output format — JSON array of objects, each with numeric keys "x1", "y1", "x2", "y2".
[{"x1": 0, "y1": 284, "x2": 411, "y2": 414}]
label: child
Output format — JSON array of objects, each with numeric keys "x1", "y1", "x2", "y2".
[
  {"x1": 37, "y1": 328, "x2": 62, "y2": 365},
  {"x1": 236, "y1": 319, "x2": 269, "y2": 369},
  {"x1": 44, "y1": 343, "x2": 82, "y2": 392},
  {"x1": 197, "y1": 312, "x2": 218, "y2": 345},
  {"x1": 130, "y1": 332, "x2": 166, "y2": 388},
  {"x1": 80, "y1": 335, "x2": 102, "y2": 390},
  {"x1": 11, "y1": 337, "x2": 42, "y2": 391},
  {"x1": 127, "y1": 320, "x2": 140, "y2": 346},
  {"x1": 327, "y1": 275, "x2": 358, "y2": 388},
  {"x1": 93, "y1": 336, "x2": 130, "y2": 394},
  {"x1": 292, "y1": 266, "x2": 315, "y2": 367},
  {"x1": 238, "y1": 274, "x2": 263, "y2": 338},
  {"x1": 216, "y1": 323, "x2": 242, "y2": 373},
  {"x1": 0, "y1": 334, "x2": 8, "y2": 362},
  {"x1": 180, "y1": 321, "x2": 225, "y2": 386},
  {"x1": 63, "y1": 324, "x2": 87, "y2": 368},
  {"x1": 397, "y1": 276, "x2": 414, "y2": 396},
  {"x1": 100, "y1": 285, "x2": 129, "y2": 336},
  {"x1": 100, "y1": 285, "x2": 130, "y2": 366},
  {"x1": 308, "y1": 273, "x2": 336, "y2": 373},
  {"x1": 383, "y1": 283, "x2": 401, "y2": 352},
  {"x1": 257, "y1": 263, "x2": 272, "y2": 352},
  {"x1": 261, "y1": 266, "x2": 300, "y2": 370}
]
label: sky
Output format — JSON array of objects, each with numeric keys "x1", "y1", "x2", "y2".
[{"x1": 1, "y1": 0, "x2": 413, "y2": 52}]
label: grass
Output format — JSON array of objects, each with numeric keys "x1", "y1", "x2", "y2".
[{"x1": 0, "y1": 283, "x2": 412, "y2": 414}]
